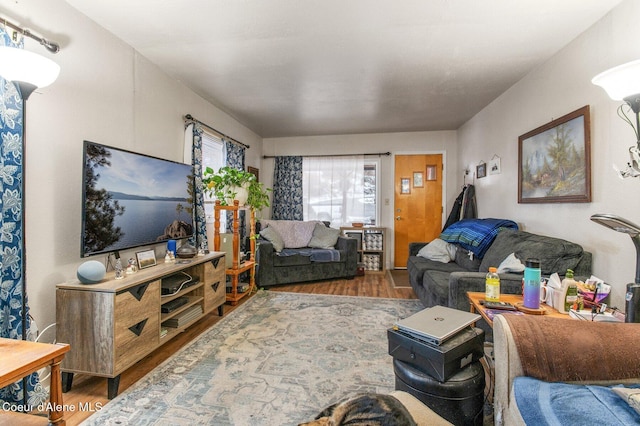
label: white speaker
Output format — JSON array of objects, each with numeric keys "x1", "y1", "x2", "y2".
[{"x1": 77, "y1": 260, "x2": 106, "y2": 284}]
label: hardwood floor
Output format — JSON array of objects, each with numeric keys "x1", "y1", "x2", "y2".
[{"x1": 59, "y1": 272, "x2": 417, "y2": 425}]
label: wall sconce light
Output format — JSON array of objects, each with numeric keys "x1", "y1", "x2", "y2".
[
  {"x1": 0, "y1": 20, "x2": 60, "y2": 99},
  {"x1": 592, "y1": 60, "x2": 640, "y2": 179}
]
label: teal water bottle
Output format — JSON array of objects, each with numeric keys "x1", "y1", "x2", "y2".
[{"x1": 523, "y1": 258, "x2": 541, "y2": 309}]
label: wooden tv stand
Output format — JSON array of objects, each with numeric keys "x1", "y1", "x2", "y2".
[{"x1": 55, "y1": 252, "x2": 225, "y2": 399}]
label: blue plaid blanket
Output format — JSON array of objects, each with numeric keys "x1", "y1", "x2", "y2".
[{"x1": 439, "y1": 218, "x2": 518, "y2": 258}]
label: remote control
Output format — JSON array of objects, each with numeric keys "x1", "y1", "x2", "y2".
[{"x1": 484, "y1": 301, "x2": 517, "y2": 311}]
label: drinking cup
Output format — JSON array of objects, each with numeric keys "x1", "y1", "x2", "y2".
[{"x1": 540, "y1": 285, "x2": 549, "y2": 303}]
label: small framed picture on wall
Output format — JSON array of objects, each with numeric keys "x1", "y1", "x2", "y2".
[
  {"x1": 413, "y1": 172, "x2": 423, "y2": 187},
  {"x1": 476, "y1": 163, "x2": 487, "y2": 179},
  {"x1": 400, "y1": 178, "x2": 411, "y2": 194}
]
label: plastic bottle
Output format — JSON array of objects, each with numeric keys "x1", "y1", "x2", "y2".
[
  {"x1": 563, "y1": 269, "x2": 578, "y2": 313},
  {"x1": 522, "y1": 259, "x2": 541, "y2": 309},
  {"x1": 485, "y1": 267, "x2": 500, "y2": 302}
]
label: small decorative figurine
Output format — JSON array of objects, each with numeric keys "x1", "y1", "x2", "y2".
[
  {"x1": 115, "y1": 258, "x2": 124, "y2": 280},
  {"x1": 126, "y1": 258, "x2": 137, "y2": 274}
]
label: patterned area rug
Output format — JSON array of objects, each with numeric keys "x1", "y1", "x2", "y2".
[{"x1": 81, "y1": 291, "x2": 423, "y2": 426}]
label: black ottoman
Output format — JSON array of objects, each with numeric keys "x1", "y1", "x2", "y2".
[{"x1": 394, "y1": 358, "x2": 485, "y2": 426}]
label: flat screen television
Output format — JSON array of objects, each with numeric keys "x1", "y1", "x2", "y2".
[{"x1": 81, "y1": 140, "x2": 194, "y2": 258}]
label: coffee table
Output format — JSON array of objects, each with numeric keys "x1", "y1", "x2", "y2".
[
  {"x1": 467, "y1": 291, "x2": 567, "y2": 328},
  {"x1": 0, "y1": 338, "x2": 70, "y2": 425}
]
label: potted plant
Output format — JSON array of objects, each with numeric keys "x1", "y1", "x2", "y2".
[{"x1": 202, "y1": 166, "x2": 271, "y2": 211}]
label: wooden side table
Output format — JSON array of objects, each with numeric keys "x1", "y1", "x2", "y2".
[
  {"x1": 467, "y1": 291, "x2": 567, "y2": 328},
  {"x1": 0, "y1": 338, "x2": 70, "y2": 426}
]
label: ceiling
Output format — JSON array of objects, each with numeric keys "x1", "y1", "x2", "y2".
[{"x1": 65, "y1": 0, "x2": 622, "y2": 138}]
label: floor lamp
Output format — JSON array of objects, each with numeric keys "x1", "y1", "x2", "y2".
[
  {"x1": 0, "y1": 44, "x2": 59, "y2": 339},
  {"x1": 590, "y1": 214, "x2": 640, "y2": 323},
  {"x1": 0, "y1": 25, "x2": 59, "y2": 406}
]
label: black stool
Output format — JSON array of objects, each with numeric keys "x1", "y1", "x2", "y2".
[{"x1": 394, "y1": 358, "x2": 485, "y2": 426}]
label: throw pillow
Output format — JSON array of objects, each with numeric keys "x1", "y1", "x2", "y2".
[
  {"x1": 454, "y1": 248, "x2": 482, "y2": 271},
  {"x1": 479, "y1": 229, "x2": 584, "y2": 274},
  {"x1": 260, "y1": 226, "x2": 284, "y2": 252},
  {"x1": 417, "y1": 238, "x2": 456, "y2": 263},
  {"x1": 612, "y1": 387, "x2": 640, "y2": 416},
  {"x1": 308, "y1": 223, "x2": 340, "y2": 249},
  {"x1": 260, "y1": 220, "x2": 318, "y2": 248},
  {"x1": 497, "y1": 252, "x2": 525, "y2": 273}
]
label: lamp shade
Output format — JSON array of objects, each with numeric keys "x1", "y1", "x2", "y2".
[
  {"x1": 0, "y1": 46, "x2": 60, "y2": 89},
  {"x1": 592, "y1": 59, "x2": 640, "y2": 100}
]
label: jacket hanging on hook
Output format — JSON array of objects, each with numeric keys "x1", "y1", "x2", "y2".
[{"x1": 443, "y1": 184, "x2": 477, "y2": 231}]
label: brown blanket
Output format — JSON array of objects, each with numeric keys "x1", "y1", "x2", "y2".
[{"x1": 503, "y1": 315, "x2": 640, "y2": 382}]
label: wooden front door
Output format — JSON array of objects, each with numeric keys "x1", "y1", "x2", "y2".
[{"x1": 394, "y1": 154, "x2": 443, "y2": 268}]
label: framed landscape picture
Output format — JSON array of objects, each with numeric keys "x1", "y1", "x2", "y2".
[{"x1": 518, "y1": 105, "x2": 591, "y2": 203}]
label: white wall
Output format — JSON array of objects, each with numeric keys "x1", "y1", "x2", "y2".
[
  {"x1": 1, "y1": 0, "x2": 263, "y2": 331},
  {"x1": 262, "y1": 131, "x2": 458, "y2": 268},
  {"x1": 457, "y1": 0, "x2": 640, "y2": 310}
]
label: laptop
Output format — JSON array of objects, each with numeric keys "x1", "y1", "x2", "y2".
[{"x1": 394, "y1": 305, "x2": 480, "y2": 346}]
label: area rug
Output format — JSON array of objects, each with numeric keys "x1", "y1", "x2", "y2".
[
  {"x1": 81, "y1": 290, "x2": 423, "y2": 426},
  {"x1": 389, "y1": 269, "x2": 412, "y2": 288}
]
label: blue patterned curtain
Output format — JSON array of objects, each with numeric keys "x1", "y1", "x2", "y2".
[
  {"x1": 272, "y1": 156, "x2": 303, "y2": 220},
  {"x1": 188, "y1": 123, "x2": 208, "y2": 251},
  {"x1": 224, "y1": 139, "x2": 245, "y2": 170},
  {"x1": 224, "y1": 139, "x2": 246, "y2": 245},
  {"x1": 0, "y1": 29, "x2": 44, "y2": 407}
]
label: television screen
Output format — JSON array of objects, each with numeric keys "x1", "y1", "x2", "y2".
[{"x1": 81, "y1": 141, "x2": 194, "y2": 257}]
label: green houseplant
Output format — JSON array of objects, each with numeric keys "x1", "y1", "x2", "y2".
[{"x1": 202, "y1": 166, "x2": 271, "y2": 211}]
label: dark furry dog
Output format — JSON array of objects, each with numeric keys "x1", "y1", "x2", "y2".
[{"x1": 298, "y1": 393, "x2": 417, "y2": 426}]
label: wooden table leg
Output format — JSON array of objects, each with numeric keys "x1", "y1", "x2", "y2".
[{"x1": 49, "y1": 355, "x2": 66, "y2": 426}]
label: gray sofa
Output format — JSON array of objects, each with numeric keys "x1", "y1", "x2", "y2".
[
  {"x1": 255, "y1": 220, "x2": 358, "y2": 287},
  {"x1": 407, "y1": 228, "x2": 593, "y2": 311}
]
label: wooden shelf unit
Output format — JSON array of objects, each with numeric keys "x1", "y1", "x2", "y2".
[
  {"x1": 213, "y1": 200, "x2": 256, "y2": 305},
  {"x1": 340, "y1": 226, "x2": 387, "y2": 274},
  {"x1": 55, "y1": 251, "x2": 226, "y2": 399}
]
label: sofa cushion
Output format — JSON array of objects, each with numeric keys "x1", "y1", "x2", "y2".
[
  {"x1": 417, "y1": 238, "x2": 457, "y2": 263},
  {"x1": 260, "y1": 220, "x2": 319, "y2": 248},
  {"x1": 421, "y1": 270, "x2": 455, "y2": 307},
  {"x1": 273, "y1": 251, "x2": 313, "y2": 267},
  {"x1": 480, "y1": 229, "x2": 585, "y2": 274},
  {"x1": 308, "y1": 222, "x2": 340, "y2": 249},
  {"x1": 454, "y1": 248, "x2": 481, "y2": 272},
  {"x1": 408, "y1": 256, "x2": 467, "y2": 279},
  {"x1": 260, "y1": 226, "x2": 285, "y2": 252}
]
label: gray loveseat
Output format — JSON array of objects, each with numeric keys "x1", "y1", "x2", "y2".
[
  {"x1": 255, "y1": 220, "x2": 358, "y2": 287},
  {"x1": 407, "y1": 228, "x2": 593, "y2": 311}
]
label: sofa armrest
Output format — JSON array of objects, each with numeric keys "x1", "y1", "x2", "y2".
[
  {"x1": 255, "y1": 238, "x2": 276, "y2": 284},
  {"x1": 447, "y1": 272, "x2": 524, "y2": 311},
  {"x1": 409, "y1": 242, "x2": 429, "y2": 257},
  {"x1": 493, "y1": 315, "x2": 526, "y2": 426},
  {"x1": 336, "y1": 235, "x2": 358, "y2": 273}
]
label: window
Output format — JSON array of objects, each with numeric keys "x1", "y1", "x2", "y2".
[
  {"x1": 201, "y1": 131, "x2": 224, "y2": 223},
  {"x1": 303, "y1": 156, "x2": 378, "y2": 227}
]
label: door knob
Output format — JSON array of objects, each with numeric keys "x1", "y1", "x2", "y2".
[{"x1": 396, "y1": 216, "x2": 401, "y2": 221}]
